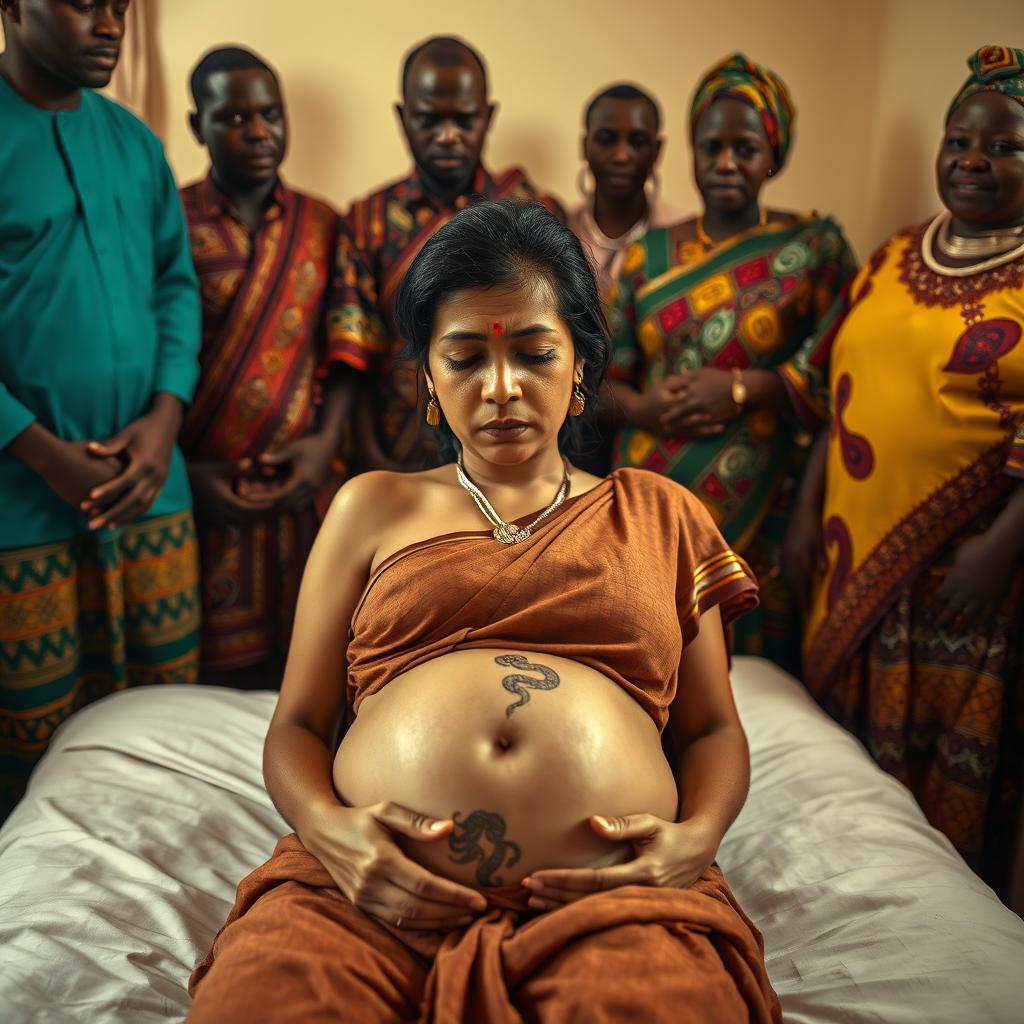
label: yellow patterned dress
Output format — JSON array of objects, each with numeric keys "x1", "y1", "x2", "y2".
[{"x1": 805, "y1": 222, "x2": 1024, "y2": 889}]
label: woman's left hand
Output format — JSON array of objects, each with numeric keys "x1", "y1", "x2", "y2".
[
  {"x1": 932, "y1": 530, "x2": 1015, "y2": 630},
  {"x1": 83, "y1": 399, "x2": 181, "y2": 530},
  {"x1": 660, "y1": 368, "x2": 736, "y2": 437},
  {"x1": 521, "y1": 814, "x2": 719, "y2": 910}
]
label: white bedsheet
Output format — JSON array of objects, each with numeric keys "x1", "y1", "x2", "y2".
[{"x1": 0, "y1": 657, "x2": 1021, "y2": 1023}]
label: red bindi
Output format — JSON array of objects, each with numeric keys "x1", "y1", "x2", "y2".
[{"x1": 492, "y1": 322, "x2": 503, "y2": 335}]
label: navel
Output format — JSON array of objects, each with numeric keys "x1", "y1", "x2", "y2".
[{"x1": 494, "y1": 734, "x2": 515, "y2": 754}]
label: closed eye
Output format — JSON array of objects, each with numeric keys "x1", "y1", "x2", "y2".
[
  {"x1": 443, "y1": 355, "x2": 481, "y2": 371},
  {"x1": 520, "y1": 351, "x2": 557, "y2": 364}
]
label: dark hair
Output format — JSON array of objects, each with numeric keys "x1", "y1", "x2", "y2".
[
  {"x1": 400, "y1": 35, "x2": 488, "y2": 99},
  {"x1": 584, "y1": 83, "x2": 661, "y2": 131},
  {"x1": 189, "y1": 46, "x2": 277, "y2": 109},
  {"x1": 395, "y1": 200, "x2": 610, "y2": 460}
]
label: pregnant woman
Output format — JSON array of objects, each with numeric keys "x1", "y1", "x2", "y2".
[{"x1": 188, "y1": 200, "x2": 780, "y2": 1023}]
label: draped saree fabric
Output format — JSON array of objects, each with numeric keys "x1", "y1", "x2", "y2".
[
  {"x1": 805, "y1": 225, "x2": 1024, "y2": 885},
  {"x1": 188, "y1": 470, "x2": 779, "y2": 1021},
  {"x1": 188, "y1": 834, "x2": 780, "y2": 1024}
]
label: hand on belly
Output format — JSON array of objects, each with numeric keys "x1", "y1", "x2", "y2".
[{"x1": 333, "y1": 649, "x2": 678, "y2": 888}]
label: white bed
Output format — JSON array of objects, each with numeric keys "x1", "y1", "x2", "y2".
[{"x1": 1, "y1": 656, "x2": 1022, "y2": 1023}]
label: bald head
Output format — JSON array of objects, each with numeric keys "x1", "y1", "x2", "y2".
[
  {"x1": 396, "y1": 34, "x2": 495, "y2": 201},
  {"x1": 400, "y1": 35, "x2": 488, "y2": 100}
]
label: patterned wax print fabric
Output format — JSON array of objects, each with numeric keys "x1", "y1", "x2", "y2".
[
  {"x1": 179, "y1": 177, "x2": 370, "y2": 675},
  {"x1": 689, "y1": 53, "x2": 796, "y2": 167},
  {"x1": 0, "y1": 78, "x2": 201, "y2": 817},
  {"x1": 608, "y1": 215, "x2": 856, "y2": 671},
  {"x1": 804, "y1": 224, "x2": 1024, "y2": 891},
  {"x1": 947, "y1": 44, "x2": 1024, "y2": 121},
  {"x1": 567, "y1": 196, "x2": 684, "y2": 302},
  {"x1": 0, "y1": 511, "x2": 200, "y2": 818},
  {"x1": 335, "y1": 166, "x2": 565, "y2": 469}
]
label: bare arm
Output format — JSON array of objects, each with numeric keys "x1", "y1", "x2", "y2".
[
  {"x1": 666, "y1": 605, "x2": 749, "y2": 844},
  {"x1": 263, "y1": 475, "x2": 486, "y2": 927},
  {"x1": 261, "y1": 479, "x2": 366, "y2": 834}
]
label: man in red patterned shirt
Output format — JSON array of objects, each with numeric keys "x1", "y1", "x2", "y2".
[
  {"x1": 180, "y1": 47, "x2": 377, "y2": 687},
  {"x1": 334, "y1": 36, "x2": 564, "y2": 471}
]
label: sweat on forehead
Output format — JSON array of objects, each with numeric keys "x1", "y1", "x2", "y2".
[{"x1": 400, "y1": 35, "x2": 488, "y2": 98}]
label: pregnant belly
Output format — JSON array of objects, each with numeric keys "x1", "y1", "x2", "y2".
[{"x1": 332, "y1": 649, "x2": 678, "y2": 889}]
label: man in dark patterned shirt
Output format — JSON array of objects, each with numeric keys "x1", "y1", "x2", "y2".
[{"x1": 331, "y1": 35, "x2": 564, "y2": 470}]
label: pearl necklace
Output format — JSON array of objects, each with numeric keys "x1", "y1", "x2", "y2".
[
  {"x1": 455, "y1": 452, "x2": 571, "y2": 544},
  {"x1": 921, "y1": 211, "x2": 1024, "y2": 277}
]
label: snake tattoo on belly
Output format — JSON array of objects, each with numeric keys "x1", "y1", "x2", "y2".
[
  {"x1": 448, "y1": 809, "x2": 522, "y2": 887},
  {"x1": 494, "y1": 654, "x2": 560, "y2": 717}
]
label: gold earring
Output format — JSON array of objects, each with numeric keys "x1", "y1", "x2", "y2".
[
  {"x1": 568, "y1": 376, "x2": 586, "y2": 417},
  {"x1": 425, "y1": 391, "x2": 441, "y2": 427}
]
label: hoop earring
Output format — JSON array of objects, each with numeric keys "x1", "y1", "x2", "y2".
[
  {"x1": 576, "y1": 164, "x2": 595, "y2": 200},
  {"x1": 646, "y1": 170, "x2": 661, "y2": 204}
]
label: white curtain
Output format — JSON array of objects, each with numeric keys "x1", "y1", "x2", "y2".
[{"x1": 109, "y1": 0, "x2": 162, "y2": 131}]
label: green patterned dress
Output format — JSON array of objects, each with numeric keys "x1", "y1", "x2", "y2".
[{"x1": 608, "y1": 215, "x2": 856, "y2": 670}]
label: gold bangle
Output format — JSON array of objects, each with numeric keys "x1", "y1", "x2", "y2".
[{"x1": 730, "y1": 367, "x2": 748, "y2": 412}]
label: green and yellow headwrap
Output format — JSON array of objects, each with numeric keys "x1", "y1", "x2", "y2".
[
  {"x1": 946, "y1": 45, "x2": 1024, "y2": 122},
  {"x1": 689, "y1": 53, "x2": 795, "y2": 169}
]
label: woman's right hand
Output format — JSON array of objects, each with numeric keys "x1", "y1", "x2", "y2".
[
  {"x1": 46, "y1": 440, "x2": 123, "y2": 510},
  {"x1": 628, "y1": 375, "x2": 690, "y2": 435},
  {"x1": 303, "y1": 801, "x2": 488, "y2": 930},
  {"x1": 783, "y1": 499, "x2": 826, "y2": 613},
  {"x1": 187, "y1": 460, "x2": 278, "y2": 525}
]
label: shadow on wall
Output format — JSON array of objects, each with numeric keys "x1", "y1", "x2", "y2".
[{"x1": 866, "y1": 106, "x2": 936, "y2": 245}]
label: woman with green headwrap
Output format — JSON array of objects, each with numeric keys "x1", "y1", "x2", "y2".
[
  {"x1": 787, "y1": 45, "x2": 1024, "y2": 901},
  {"x1": 606, "y1": 54, "x2": 856, "y2": 673}
]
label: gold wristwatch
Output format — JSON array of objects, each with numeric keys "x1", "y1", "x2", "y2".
[{"x1": 731, "y1": 367, "x2": 748, "y2": 412}]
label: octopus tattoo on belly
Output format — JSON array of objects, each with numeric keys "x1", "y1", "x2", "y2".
[
  {"x1": 448, "y1": 809, "x2": 522, "y2": 887},
  {"x1": 494, "y1": 654, "x2": 560, "y2": 717}
]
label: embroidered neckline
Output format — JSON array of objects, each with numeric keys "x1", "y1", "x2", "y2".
[{"x1": 898, "y1": 221, "x2": 1024, "y2": 308}]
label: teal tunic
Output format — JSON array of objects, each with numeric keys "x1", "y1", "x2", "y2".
[{"x1": 0, "y1": 77, "x2": 199, "y2": 548}]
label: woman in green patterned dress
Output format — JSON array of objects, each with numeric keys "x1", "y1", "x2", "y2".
[{"x1": 606, "y1": 54, "x2": 857, "y2": 672}]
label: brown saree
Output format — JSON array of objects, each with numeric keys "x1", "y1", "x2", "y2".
[{"x1": 188, "y1": 469, "x2": 780, "y2": 1023}]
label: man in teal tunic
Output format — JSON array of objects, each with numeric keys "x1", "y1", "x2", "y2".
[{"x1": 0, "y1": 0, "x2": 202, "y2": 817}]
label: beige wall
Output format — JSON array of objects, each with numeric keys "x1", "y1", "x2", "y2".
[
  {"x1": 4, "y1": 1, "x2": 1024, "y2": 256},
  {"x1": 861, "y1": 0, "x2": 1024, "y2": 253}
]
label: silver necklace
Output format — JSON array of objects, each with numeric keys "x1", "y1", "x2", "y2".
[
  {"x1": 922, "y1": 212, "x2": 1024, "y2": 277},
  {"x1": 455, "y1": 452, "x2": 571, "y2": 544}
]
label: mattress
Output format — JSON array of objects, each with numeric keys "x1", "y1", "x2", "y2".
[{"x1": 0, "y1": 656, "x2": 1021, "y2": 1022}]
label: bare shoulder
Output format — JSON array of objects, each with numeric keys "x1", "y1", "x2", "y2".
[{"x1": 326, "y1": 470, "x2": 420, "y2": 529}]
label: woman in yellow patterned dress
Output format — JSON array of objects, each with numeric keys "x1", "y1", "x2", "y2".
[
  {"x1": 788, "y1": 46, "x2": 1024, "y2": 899},
  {"x1": 607, "y1": 54, "x2": 857, "y2": 672}
]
